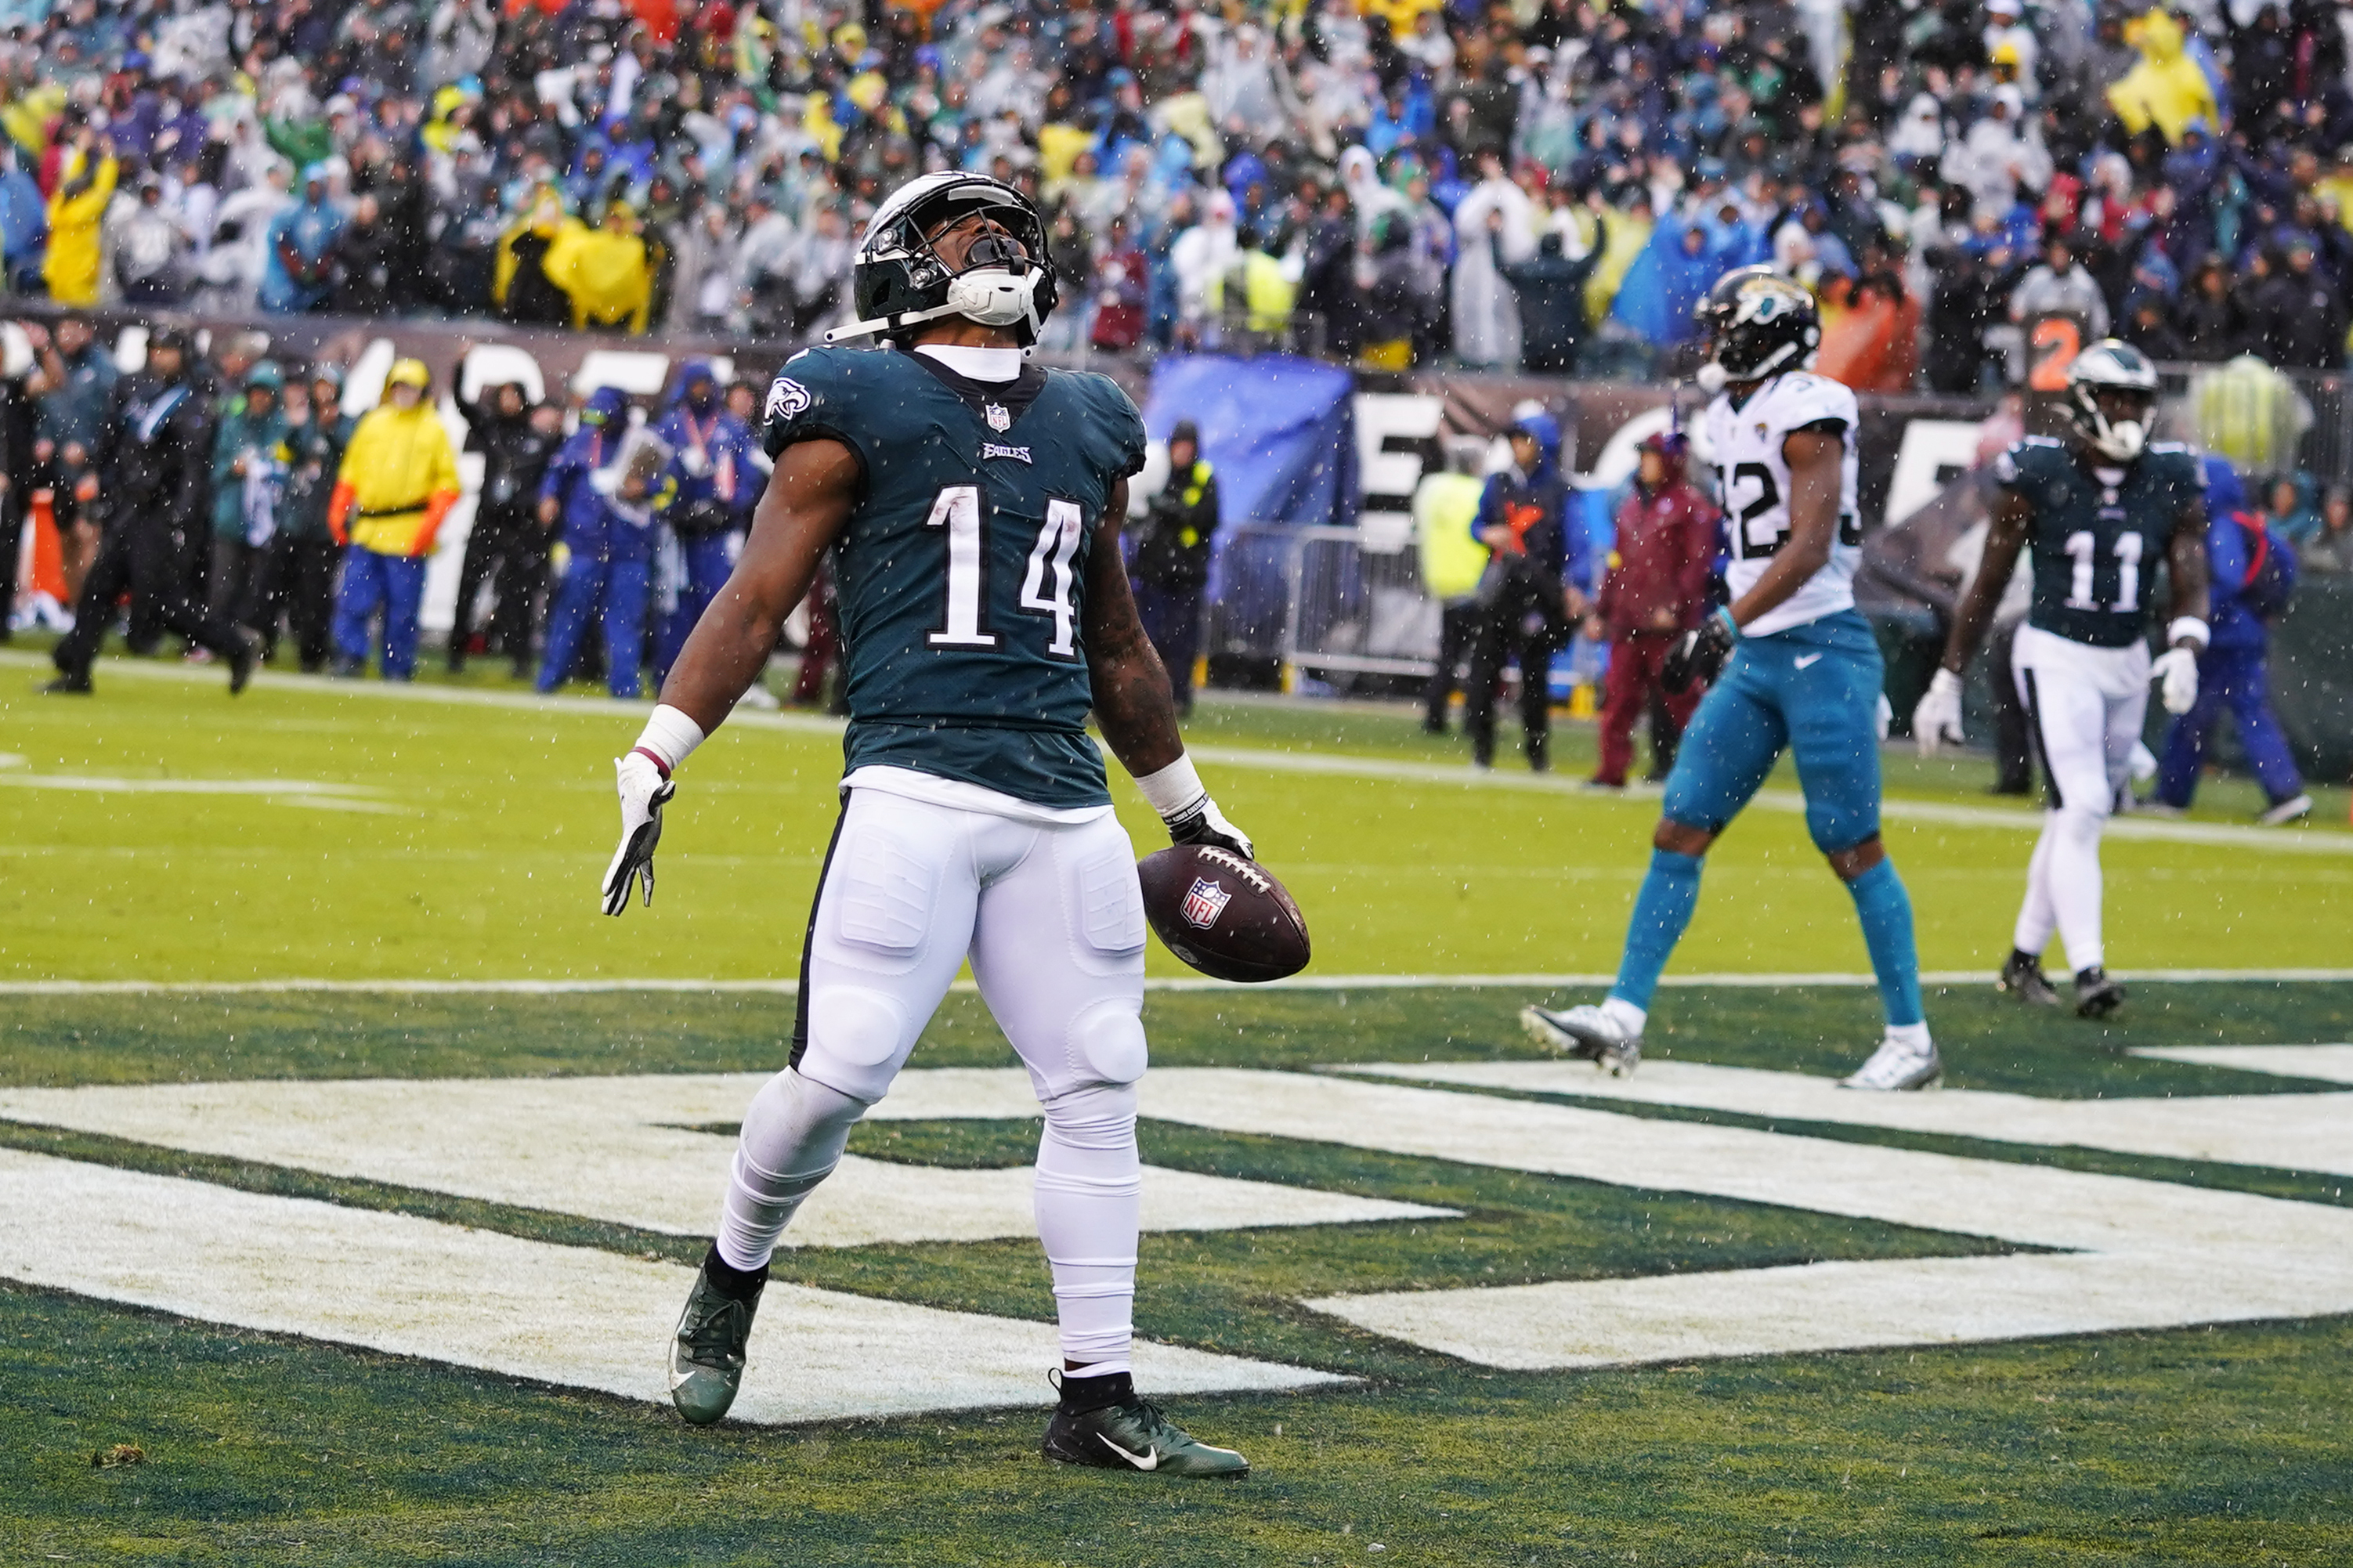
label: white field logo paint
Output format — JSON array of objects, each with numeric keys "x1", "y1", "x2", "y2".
[{"x1": 2, "y1": 1053, "x2": 2350, "y2": 1416}]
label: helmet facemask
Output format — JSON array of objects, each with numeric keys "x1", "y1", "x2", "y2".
[
  {"x1": 2074, "y1": 383, "x2": 2155, "y2": 463},
  {"x1": 834, "y1": 176, "x2": 1060, "y2": 348}
]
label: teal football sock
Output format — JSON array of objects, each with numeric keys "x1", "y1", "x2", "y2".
[
  {"x1": 1845, "y1": 858, "x2": 1925, "y2": 1029},
  {"x1": 1610, "y1": 848, "x2": 1704, "y2": 1012}
]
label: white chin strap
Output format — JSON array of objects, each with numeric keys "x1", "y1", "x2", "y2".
[
  {"x1": 2091, "y1": 416, "x2": 2147, "y2": 462},
  {"x1": 826, "y1": 267, "x2": 1046, "y2": 345}
]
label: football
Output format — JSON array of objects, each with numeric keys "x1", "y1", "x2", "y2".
[{"x1": 1136, "y1": 844, "x2": 1311, "y2": 983}]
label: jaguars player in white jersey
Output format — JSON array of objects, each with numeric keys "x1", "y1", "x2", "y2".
[
  {"x1": 598, "y1": 173, "x2": 1254, "y2": 1476},
  {"x1": 1523, "y1": 267, "x2": 1939, "y2": 1092},
  {"x1": 1914, "y1": 340, "x2": 2209, "y2": 1017}
]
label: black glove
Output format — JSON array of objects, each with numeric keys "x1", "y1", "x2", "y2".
[{"x1": 1663, "y1": 609, "x2": 1737, "y2": 694}]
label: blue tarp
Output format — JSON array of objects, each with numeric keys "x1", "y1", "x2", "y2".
[{"x1": 1143, "y1": 354, "x2": 1357, "y2": 653}]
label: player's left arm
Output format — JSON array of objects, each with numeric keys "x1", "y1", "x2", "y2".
[
  {"x1": 1084, "y1": 479, "x2": 1253, "y2": 859},
  {"x1": 1666, "y1": 425, "x2": 1843, "y2": 691},
  {"x1": 2152, "y1": 491, "x2": 2213, "y2": 715}
]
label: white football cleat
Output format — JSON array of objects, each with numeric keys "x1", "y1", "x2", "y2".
[
  {"x1": 1840, "y1": 1035, "x2": 1943, "y2": 1092},
  {"x1": 1520, "y1": 1004, "x2": 1642, "y2": 1076},
  {"x1": 2257, "y1": 793, "x2": 2313, "y2": 827}
]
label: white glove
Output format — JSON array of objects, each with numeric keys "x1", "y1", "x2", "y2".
[
  {"x1": 1875, "y1": 692, "x2": 1893, "y2": 743},
  {"x1": 1911, "y1": 667, "x2": 1966, "y2": 756},
  {"x1": 601, "y1": 750, "x2": 678, "y2": 916},
  {"x1": 2152, "y1": 645, "x2": 2200, "y2": 715}
]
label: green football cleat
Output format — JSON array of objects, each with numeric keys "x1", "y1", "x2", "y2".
[
  {"x1": 668, "y1": 1263, "x2": 761, "y2": 1425},
  {"x1": 1042, "y1": 1386, "x2": 1249, "y2": 1479}
]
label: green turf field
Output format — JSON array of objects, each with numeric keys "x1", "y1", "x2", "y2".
[
  {"x1": 2, "y1": 650, "x2": 2349, "y2": 1565},
  {"x1": 1, "y1": 648, "x2": 2347, "y2": 983}
]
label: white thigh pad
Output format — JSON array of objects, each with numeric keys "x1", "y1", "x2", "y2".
[
  {"x1": 829, "y1": 822, "x2": 942, "y2": 970},
  {"x1": 1062, "y1": 836, "x2": 1147, "y2": 970}
]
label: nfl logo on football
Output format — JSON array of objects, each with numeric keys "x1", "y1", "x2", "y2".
[{"x1": 1181, "y1": 876, "x2": 1231, "y2": 930}]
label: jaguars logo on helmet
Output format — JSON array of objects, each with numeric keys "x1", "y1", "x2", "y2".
[
  {"x1": 826, "y1": 172, "x2": 1060, "y2": 349},
  {"x1": 1693, "y1": 266, "x2": 1822, "y2": 392},
  {"x1": 2062, "y1": 338, "x2": 2161, "y2": 463}
]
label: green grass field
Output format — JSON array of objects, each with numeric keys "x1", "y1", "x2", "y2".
[{"x1": 2, "y1": 649, "x2": 2349, "y2": 1565}]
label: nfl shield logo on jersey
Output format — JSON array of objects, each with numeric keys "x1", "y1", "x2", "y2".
[
  {"x1": 985, "y1": 403, "x2": 1012, "y2": 432},
  {"x1": 1181, "y1": 876, "x2": 1232, "y2": 930}
]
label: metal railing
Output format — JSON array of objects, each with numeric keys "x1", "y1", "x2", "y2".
[{"x1": 1213, "y1": 525, "x2": 1440, "y2": 682}]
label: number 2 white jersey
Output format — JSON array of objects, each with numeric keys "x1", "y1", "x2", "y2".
[{"x1": 1702, "y1": 370, "x2": 1863, "y2": 640}]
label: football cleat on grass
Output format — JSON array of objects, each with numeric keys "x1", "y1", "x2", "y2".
[
  {"x1": 2073, "y1": 966, "x2": 2127, "y2": 1019},
  {"x1": 1041, "y1": 1375, "x2": 1249, "y2": 1479},
  {"x1": 2257, "y1": 793, "x2": 2313, "y2": 827},
  {"x1": 1997, "y1": 949, "x2": 2062, "y2": 1006},
  {"x1": 668, "y1": 1260, "x2": 762, "y2": 1425},
  {"x1": 42, "y1": 672, "x2": 93, "y2": 695},
  {"x1": 229, "y1": 628, "x2": 261, "y2": 696},
  {"x1": 1840, "y1": 1035, "x2": 1943, "y2": 1092},
  {"x1": 1520, "y1": 1003, "x2": 1642, "y2": 1076}
]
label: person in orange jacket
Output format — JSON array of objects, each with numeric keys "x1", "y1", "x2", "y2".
[{"x1": 327, "y1": 358, "x2": 459, "y2": 679}]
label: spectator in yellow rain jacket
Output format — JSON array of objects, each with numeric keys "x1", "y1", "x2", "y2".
[
  {"x1": 544, "y1": 203, "x2": 652, "y2": 333},
  {"x1": 327, "y1": 359, "x2": 459, "y2": 680},
  {"x1": 42, "y1": 132, "x2": 118, "y2": 308}
]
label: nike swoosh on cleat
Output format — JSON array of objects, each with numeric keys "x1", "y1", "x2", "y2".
[
  {"x1": 1098, "y1": 1435, "x2": 1159, "y2": 1470},
  {"x1": 1793, "y1": 653, "x2": 1823, "y2": 669}
]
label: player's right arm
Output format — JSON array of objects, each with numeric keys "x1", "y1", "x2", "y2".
[
  {"x1": 598, "y1": 437, "x2": 858, "y2": 916},
  {"x1": 1914, "y1": 486, "x2": 2032, "y2": 755}
]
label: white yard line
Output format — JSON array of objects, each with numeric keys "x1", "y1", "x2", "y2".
[
  {"x1": 1344, "y1": 1059, "x2": 2353, "y2": 1176},
  {"x1": 0, "y1": 1147, "x2": 1344, "y2": 1423},
  {"x1": 0, "y1": 773, "x2": 386, "y2": 797},
  {"x1": 0, "y1": 1072, "x2": 1454, "y2": 1247},
  {"x1": 1184, "y1": 744, "x2": 2353, "y2": 856},
  {"x1": 6, "y1": 969, "x2": 2352, "y2": 995}
]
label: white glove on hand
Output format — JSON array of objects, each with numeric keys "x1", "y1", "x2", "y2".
[
  {"x1": 2152, "y1": 646, "x2": 2200, "y2": 715},
  {"x1": 1168, "y1": 795, "x2": 1254, "y2": 860},
  {"x1": 602, "y1": 751, "x2": 678, "y2": 916},
  {"x1": 1875, "y1": 693, "x2": 1893, "y2": 743},
  {"x1": 1911, "y1": 667, "x2": 1966, "y2": 756}
]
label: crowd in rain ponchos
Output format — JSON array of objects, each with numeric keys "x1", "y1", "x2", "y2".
[{"x1": 2, "y1": 0, "x2": 2352, "y2": 385}]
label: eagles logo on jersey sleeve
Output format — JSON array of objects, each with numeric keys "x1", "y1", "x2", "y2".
[
  {"x1": 1702, "y1": 370, "x2": 1863, "y2": 639},
  {"x1": 761, "y1": 348, "x2": 881, "y2": 475}
]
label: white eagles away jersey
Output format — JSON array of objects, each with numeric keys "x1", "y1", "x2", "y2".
[{"x1": 1702, "y1": 370, "x2": 1863, "y2": 639}]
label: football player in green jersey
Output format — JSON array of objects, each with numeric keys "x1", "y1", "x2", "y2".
[
  {"x1": 597, "y1": 174, "x2": 1254, "y2": 1476},
  {"x1": 1914, "y1": 341, "x2": 2210, "y2": 1017}
]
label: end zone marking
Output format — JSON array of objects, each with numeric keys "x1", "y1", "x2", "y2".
[
  {"x1": 2130, "y1": 1044, "x2": 2353, "y2": 1084},
  {"x1": 1346, "y1": 1059, "x2": 2353, "y2": 1176},
  {"x1": 0, "y1": 1147, "x2": 1345, "y2": 1423}
]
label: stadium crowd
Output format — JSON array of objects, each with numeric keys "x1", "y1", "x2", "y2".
[{"x1": 0, "y1": 2, "x2": 2350, "y2": 382}]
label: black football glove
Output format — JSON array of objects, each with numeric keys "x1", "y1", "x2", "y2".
[
  {"x1": 1166, "y1": 797, "x2": 1255, "y2": 861},
  {"x1": 1663, "y1": 609, "x2": 1737, "y2": 694}
]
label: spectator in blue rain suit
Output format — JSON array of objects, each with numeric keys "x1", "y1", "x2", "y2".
[
  {"x1": 537, "y1": 386, "x2": 656, "y2": 699},
  {"x1": 1462, "y1": 407, "x2": 1592, "y2": 773},
  {"x1": 651, "y1": 359, "x2": 759, "y2": 683},
  {"x1": 2154, "y1": 457, "x2": 2311, "y2": 824}
]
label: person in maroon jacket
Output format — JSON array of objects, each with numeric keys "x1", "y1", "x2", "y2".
[{"x1": 1585, "y1": 431, "x2": 1720, "y2": 788}]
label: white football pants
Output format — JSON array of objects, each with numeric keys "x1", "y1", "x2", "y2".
[
  {"x1": 715, "y1": 786, "x2": 1149, "y2": 1372},
  {"x1": 2011, "y1": 626, "x2": 2150, "y2": 975}
]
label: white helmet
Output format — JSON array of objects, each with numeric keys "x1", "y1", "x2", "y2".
[{"x1": 2066, "y1": 339, "x2": 2161, "y2": 463}]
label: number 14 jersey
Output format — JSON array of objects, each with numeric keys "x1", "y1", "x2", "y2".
[
  {"x1": 1703, "y1": 370, "x2": 1863, "y2": 639},
  {"x1": 764, "y1": 345, "x2": 1148, "y2": 808}
]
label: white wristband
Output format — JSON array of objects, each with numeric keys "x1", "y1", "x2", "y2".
[
  {"x1": 633, "y1": 705, "x2": 707, "y2": 772},
  {"x1": 2167, "y1": 617, "x2": 2210, "y2": 649},
  {"x1": 1133, "y1": 753, "x2": 1209, "y2": 822}
]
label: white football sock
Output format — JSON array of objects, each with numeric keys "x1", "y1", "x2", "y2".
[
  {"x1": 1033, "y1": 1080, "x2": 1140, "y2": 1373},
  {"x1": 1599, "y1": 996, "x2": 1647, "y2": 1037},
  {"x1": 2042, "y1": 804, "x2": 2108, "y2": 974},
  {"x1": 714, "y1": 1068, "x2": 869, "y2": 1273},
  {"x1": 1883, "y1": 1021, "x2": 1932, "y2": 1052},
  {"x1": 2011, "y1": 818, "x2": 2058, "y2": 959}
]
